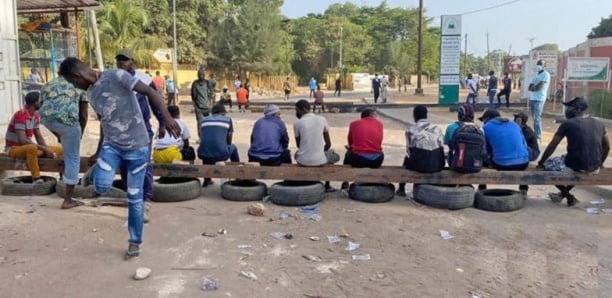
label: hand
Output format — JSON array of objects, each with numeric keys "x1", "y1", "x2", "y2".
[
  {"x1": 165, "y1": 118, "x2": 181, "y2": 139},
  {"x1": 43, "y1": 148, "x2": 55, "y2": 158},
  {"x1": 344, "y1": 145, "x2": 350, "y2": 150},
  {"x1": 88, "y1": 153, "x2": 99, "y2": 166},
  {"x1": 536, "y1": 163, "x2": 545, "y2": 169},
  {"x1": 158, "y1": 126, "x2": 166, "y2": 139}
]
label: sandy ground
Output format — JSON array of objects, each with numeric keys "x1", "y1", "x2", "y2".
[{"x1": 1, "y1": 103, "x2": 611, "y2": 298}]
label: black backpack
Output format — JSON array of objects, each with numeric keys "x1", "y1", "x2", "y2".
[{"x1": 448, "y1": 122, "x2": 486, "y2": 173}]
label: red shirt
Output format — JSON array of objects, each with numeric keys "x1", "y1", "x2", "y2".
[
  {"x1": 5, "y1": 108, "x2": 40, "y2": 149},
  {"x1": 236, "y1": 87, "x2": 249, "y2": 104},
  {"x1": 347, "y1": 116, "x2": 383, "y2": 154},
  {"x1": 153, "y1": 76, "x2": 165, "y2": 91}
]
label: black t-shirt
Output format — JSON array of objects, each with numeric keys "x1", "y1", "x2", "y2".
[
  {"x1": 556, "y1": 116, "x2": 606, "y2": 172},
  {"x1": 521, "y1": 125, "x2": 539, "y2": 152}
]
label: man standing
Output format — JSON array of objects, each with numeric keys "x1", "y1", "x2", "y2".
[
  {"x1": 236, "y1": 84, "x2": 249, "y2": 112},
  {"x1": 466, "y1": 73, "x2": 478, "y2": 104},
  {"x1": 334, "y1": 76, "x2": 342, "y2": 96},
  {"x1": 371, "y1": 74, "x2": 382, "y2": 104},
  {"x1": 40, "y1": 74, "x2": 88, "y2": 210},
  {"x1": 528, "y1": 59, "x2": 550, "y2": 141},
  {"x1": 313, "y1": 86, "x2": 325, "y2": 113},
  {"x1": 308, "y1": 77, "x2": 317, "y2": 99},
  {"x1": 538, "y1": 97, "x2": 609, "y2": 206},
  {"x1": 340, "y1": 108, "x2": 384, "y2": 191},
  {"x1": 294, "y1": 99, "x2": 336, "y2": 192},
  {"x1": 478, "y1": 109, "x2": 530, "y2": 197},
  {"x1": 381, "y1": 75, "x2": 389, "y2": 103},
  {"x1": 283, "y1": 77, "x2": 292, "y2": 101},
  {"x1": 233, "y1": 76, "x2": 241, "y2": 91},
  {"x1": 166, "y1": 75, "x2": 176, "y2": 106},
  {"x1": 26, "y1": 68, "x2": 44, "y2": 85},
  {"x1": 248, "y1": 104, "x2": 291, "y2": 166},
  {"x1": 487, "y1": 71, "x2": 498, "y2": 110},
  {"x1": 497, "y1": 72, "x2": 512, "y2": 108},
  {"x1": 153, "y1": 71, "x2": 165, "y2": 94},
  {"x1": 191, "y1": 69, "x2": 212, "y2": 137},
  {"x1": 513, "y1": 112, "x2": 540, "y2": 161},
  {"x1": 60, "y1": 57, "x2": 180, "y2": 260},
  {"x1": 198, "y1": 103, "x2": 240, "y2": 187}
]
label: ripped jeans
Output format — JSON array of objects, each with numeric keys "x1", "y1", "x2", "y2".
[{"x1": 94, "y1": 143, "x2": 149, "y2": 245}]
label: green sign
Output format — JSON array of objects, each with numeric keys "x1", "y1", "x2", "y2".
[{"x1": 439, "y1": 84, "x2": 459, "y2": 105}]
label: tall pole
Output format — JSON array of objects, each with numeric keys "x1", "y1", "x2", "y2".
[
  {"x1": 463, "y1": 33, "x2": 468, "y2": 75},
  {"x1": 172, "y1": 0, "x2": 179, "y2": 96},
  {"x1": 486, "y1": 32, "x2": 491, "y2": 71},
  {"x1": 339, "y1": 24, "x2": 343, "y2": 70},
  {"x1": 415, "y1": 0, "x2": 424, "y2": 95},
  {"x1": 89, "y1": 10, "x2": 104, "y2": 71}
]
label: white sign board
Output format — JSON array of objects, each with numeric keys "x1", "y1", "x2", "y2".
[
  {"x1": 529, "y1": 50, "x2": 558, "y2": 77},
  {"x1": 153, "y1": 48, "x2": 173, "y2": 63},
  {"x1": 441, "y1": 15, "x2": 462, "y2": 35},
  {"x1": 440, "y1": 35, "x2": 461, "y2": 74},
  {"x1": 567, "y1": 57, "x2": 610, "y2": 82}
]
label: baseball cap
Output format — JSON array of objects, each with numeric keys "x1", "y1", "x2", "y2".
[
  {"x1": 264, "y1": 104, "x2": 280, "y2": 116},
  {"x1": 513, "y1": 111, "x2": 528, "y2": 122},
  {"x1": 115, "y1": 48, "x2": 134, "y2": 60},
  {"x1": 563, "y1": 97, "x2": 588, "y2": 110},
  {"x1": 478, "y1": 109, "x2": 501, "y2": 122}
]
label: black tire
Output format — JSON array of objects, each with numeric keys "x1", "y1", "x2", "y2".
[
  {"x1": 413, "y1": 184, "x2": 475, "y2": 210},
  {"x1": 270, "y1": 181, "x2": 325, "y2": 206},
  {"x1": 1, "y1": 176, "x2": 56, "y2": 196},
  {"x1": 221, "y1": 180, "x2": 267, "y2": 201},
  {"x1": 56, "y1": 180, "x2": 127, "y2": 199},
  {"x1": 152, "y1": 177, "x2": 201, "y2": 202},
  {"x1": 474, "y1": 189, "x2": 524, "y2": 212},
  {"x1": 348, "y1": 183, "x2": 395, "y2": 203}
]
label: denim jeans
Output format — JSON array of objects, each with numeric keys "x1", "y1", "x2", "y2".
[
  {"x1": 200, "y1": 144, "x2": 240, "y2": 164},
  {"x1": 41, "y1": 119, "x2": 81, "y2": 185},
  {"x1": 466, "y1": 93, "x2": 477, "y2": 104},
  {"x1": 488, "y1": 90, "x2": 497, "y2": 109},
  {"x1": 120, "y1": 143, "x2": 153, "y2": 201},
  {"x1": 94, "y1": 143, "x2": 149, "y2": 245},
  {"x1": 529, "y1": 100, "x2": 545, "y2": 141}
]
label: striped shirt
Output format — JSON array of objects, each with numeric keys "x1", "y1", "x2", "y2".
[
  {"x1": 197, "y1": 114, "x2": 234, "y2": 161},
  {"x1": 5, "y1": 108, "x2": 40, "y2": 151}
]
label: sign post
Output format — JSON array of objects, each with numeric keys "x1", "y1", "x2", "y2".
[
  {"x1": 438, "y1": 15, "x2": 462, "y2": 105},
  {"x1": 566, "y1": 57, "x2": 610, "y2": 116}
]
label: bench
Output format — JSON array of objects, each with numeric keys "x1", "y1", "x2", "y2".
[{"x1": 0, "y1": 155, "x2": 610, "y2": 186}]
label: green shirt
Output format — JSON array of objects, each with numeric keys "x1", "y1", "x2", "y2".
[
  {"x1": 39, "y1": 76, "x2": 87, "y2": 127},
  {"x1": 191, "y1": 79, "x2": 211, "y2": 110}
]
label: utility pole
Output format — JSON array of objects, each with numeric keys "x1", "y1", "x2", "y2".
[
  {"x1": 463, "y1": 33, "x2": 468, "y2": 76},
  {"x1": 415, "y1": 0, "x2": 424, "y2": 95},
  {"x1": 528, "y1": 37, "x2": 536, "y2": 52},
  {"x1": 339, "y1": 24, "x2": 343, "y2": 70},
  {"x1": 172, "y1": 0, "x2": 178, "y2": 96},
  {"x1": 486, "y1": 32, "x2": 491, "y2": 71}
]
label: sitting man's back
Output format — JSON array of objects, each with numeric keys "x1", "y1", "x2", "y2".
[{"x1": 248, "y1": 104, "x2": 291, "y2": 166}]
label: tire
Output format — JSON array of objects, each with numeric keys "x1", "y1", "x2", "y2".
[
  {"x1": 413, "y1": 184, "x2": 475, "y2": 210},
  {"x1": 221, "y1": 180, "x2": 267, "y2": 201},
  {"x1": 1, "y1": 175, "x2": 57, "y2": 196},
  {"x1": 55, "y1": 180, "x2": 127, "y2": 199},
  {"x1": 152, "y1": 177, "x2": 201, "y2": 202},
  {"x1": 348, "y1": 183, "x2": 395, "y2": 203},
  {"x1": 474, "y1": 189, "x2": 524, "y2": 212},
  {"x1": 270, "y1": 181, "x2": 325, "y2": 206}
]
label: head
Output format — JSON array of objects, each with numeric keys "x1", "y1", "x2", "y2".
[
  {"x1": 316, "y1": 85, "x2": 321, "y2": 91},
  {"x1": 212, "y1": 103, "x2": 227, "y2": 115},
  {"x1": 360, "y1": 108, "x2": 376, "y2": 119},
  {"x1": 478, "y1": 109, "x2": 501, "y2": 123},
  {"x1": 167, "y1": 105, "x2": 180, "y2": 118},
  {"x1": 222, "y1": 85, "x2": 228, "y2": 92},
  {"x1": 375, "y1": 73, "x2": 379, "y2": 78},
  {"x1": 264, "y1": 104, "x2": 281, "y2": 118},
  {"x1": 156, "y1": 71, "x2": 160, "y2": 76},
  {"x1": 413, "y1": 105, "x2": 428, "y2": 122},
  {"x1": 115, "y1": 48, "x2": 134, "y2": 71},
  {"x1": 513, "y1": 112, "x2": 528, "y2": 126},
  {"x1": 295, "y1": 99, "x2": 310, "y2": 119},
  {"x1": 563, "y1": 97, "x2": 588, "y2": 119},
  {"x1": 31, "y1": 68, "x2": 38, "y2": 74},
  {"x1": 467, "y1": 73, "x2": 473, "y2": 79},
  {"x1": 457, "y1": 104, "x2": 474, "y2": 122},
  {"x1": 489, "y1": 70, "x2": 494, "y2": 76},
  {"x1": 286, "y1": 77, "x2": 290, "y2": 80},
  {"x1": 504, "y1": 72, "x2": 509, "y2": 77},
  {"x1": 536, "y1": 59, "x2": 545, "y2": 72},
  {"x1": 24, "y1": 91, "x2": 41, "y2": 110},
  {"x1": 59, "y1": 57, "x2": 98, "y2": 90},
  {"x1": 197, "y1": 69, "x2": 206, "y2": 80}
]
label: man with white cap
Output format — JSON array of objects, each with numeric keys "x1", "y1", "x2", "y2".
[
  {"x1": 219, "y1": 85, "x2": 233, "y2": 112},
  {"x1": 248, "y1": 104, "x2": 291, "y2": 166}
]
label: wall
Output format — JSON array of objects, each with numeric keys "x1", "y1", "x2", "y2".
[{"x1": 0, "y1": 0, "x2": 21, "y2": 137}]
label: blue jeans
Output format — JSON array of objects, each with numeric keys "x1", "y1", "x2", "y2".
[
  {"x1": 94, "y1": 143, "x2": 149, "y2": 245},
  {"x1": 200, "y1": 144, "x2": 240, "y2": 164},
  {"x1": 466, "y1": 93, "x2": 477, "y2": 104},
  {"x1": 488, "y1": 90, "x2": 497, "y2": 109},
  {"x1": 41, "y1": 119, "x2": 81, "y2": 185},
  {"x1": 529, "y1": 100, "x2": 545, "y2": 141},
  {"x1": 120, "y1": 143, "x2": 153, "y2": 201}
]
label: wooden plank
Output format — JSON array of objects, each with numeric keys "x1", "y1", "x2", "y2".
[{"x1": 1, "y1": 155, "x2": 611, "y2": 185}]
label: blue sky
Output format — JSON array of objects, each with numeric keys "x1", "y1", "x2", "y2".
[{"x1": 281, "y1": 0, "x2": 612, "y2": 57}]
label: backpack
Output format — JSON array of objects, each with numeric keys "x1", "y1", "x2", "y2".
[
  {"x1": 405, "y1": 123, "x2": 445, "y2": 173},
  {"x1": 448, "y1": 122, "x2": 486, "y2": 173}
]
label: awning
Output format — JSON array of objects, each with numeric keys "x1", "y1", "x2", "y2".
[{"x1": 17, "y1": 0, "x2": 102, "y2": 13}]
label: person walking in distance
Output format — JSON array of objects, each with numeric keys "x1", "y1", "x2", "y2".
[
  {"x1": 165, "y1": 75, "x2": 176, "y2": 106},
  {"x1": 283, "y1": 77, "x2": 292, "y2": 101},
  {"x1": 487, "y1": 71, "x2": 498, "y2": 110},
  {"x1": 313, "y1": 85, "x2": 325, "y2": 113},
  {"x1": 191, "y1": 68, "x2": 212, "y2": 138},
  {"x1": 497, "y1": 72, "x2": 512, "y2": 108},
  {"x1": 371, "y1": 74, "x2": 382, "y2": 104},
  {"x1": 153, "y1": 71, "x2": 165, "y2": 95},
  {"x1": 528, "y1": 60, "x2": 550, "y2": 141},
  {"x1": 308, "y1": 77, "x2": 317, "y2": 99},
  {"x1": 334, "y1": 76, "x2": 342, "y2": 97},
  {"x1": 466, "y1": 73, "x2": 478, "y2": 104}
]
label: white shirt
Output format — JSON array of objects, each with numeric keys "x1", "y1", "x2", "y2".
[
  {"x1": 294, "y1": 113, "x2": 329, "y2": 166},
  {"x1": 154, "y1": 118, "x2": 190, "y2": 149},
  {"x1": 467, "y1": 79, "x2": 478, "y2": 94}
]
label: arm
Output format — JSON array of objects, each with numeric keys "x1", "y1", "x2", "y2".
[
  {"x1": 191, "y1": 81, "x2": 197, "y2": 103},
  {"x1": 147, "y1": 82, "x2": 164, "y2": 126},
  {"x1": 78, "y1": 100, "x2": 88, "y2": 137},
  {"x1": 226, "y1": 133, "x2": 233, "y2": 145},
  {"x1": 19, "y1": 130, "x2": 53, "y2": 157},
  {"x1": 602, "y1": 130, "x2": 610, "y2": 167},
  {"x1": 280, "y1": 124, "x2": 289, "y2": 149},
  {"x1": 323, "y1": 131, "x2": 331, "y2": 151},
  {"x1": 133, "y1": 81, "x2": 180, "y2": 138},
  {"x1": 89, "y1": 115, "x2": 104, "y2": 165},
  {"x1": 537, "y1": 134, "x2": 563, "y2": 167}
]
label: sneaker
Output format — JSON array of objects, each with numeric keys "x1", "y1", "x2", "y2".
[
  {"x1": 325, "y1": 186, "x2": 337, "y2": 193},
  {"x1": 548, "y1": 192, "x2": 564, "y2": 203},
  {"x1": 396, "y1": 189, "x2": 406, "y2": 197},
  {"x1": 340, "y1": 182, "x2": 349, "y2": 190},
  {"x1": 202, "y1": 179, "x2": 214, "y2": 187},
  {"x1": 566, "y1": 195, "x2": 580, "y2": 207}
]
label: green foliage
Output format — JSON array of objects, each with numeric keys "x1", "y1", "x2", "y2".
[
  {"x1": 532, "y1": 43, "x2": 559, "y2": 52},
  {"x1": 588, "y1": 15, "x2": 612, "y2": 39},
  {"x1": 589, "y1": 90, "x2": 612, "y2": 118}
]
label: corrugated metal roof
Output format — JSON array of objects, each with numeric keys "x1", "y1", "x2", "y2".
[{"x1": 17, "y1": 0, "x2": 102, "y2": 13}]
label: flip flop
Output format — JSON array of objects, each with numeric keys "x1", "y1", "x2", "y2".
[
  {"x1": 124, "y1": 249, "x2": 140, "y2": 260},
  {"x1": 61, "y1": 199, "x2": 85, "y2": 210}
]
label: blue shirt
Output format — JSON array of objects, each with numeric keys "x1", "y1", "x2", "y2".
[
  {"x1": 444, "y1": 122, "x2": 461, "y2": 145},
  {"x1": 483, "y1": 118, "x2": 529, "y2": 166},
  {"x1": 248, "y1": 116, "x2": 289, "y2": 159},
  {"x1": 197, "y1": 114, "x2": 234, "y2": 161},
  {"x1": 166, "y1": 79, "x2": 176, "y2": 93},
  {"x1": 308, "y1": 79, "x2": 317, "y2": 90},
  {"x1": 529, "y1": 70, "x2": 550, "y2": 102}
]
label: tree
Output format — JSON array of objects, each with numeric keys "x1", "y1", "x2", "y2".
[
  {"x1": 532, "y1": 43, "x2": 559, "y2": 52},
  {"x1": 588, "y1": 15, "x2": 612, "y2": 39}
]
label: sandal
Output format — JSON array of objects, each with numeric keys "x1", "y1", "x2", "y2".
[{"x1": 124, "y1": 249, "x2": 140, "y2": 260}]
